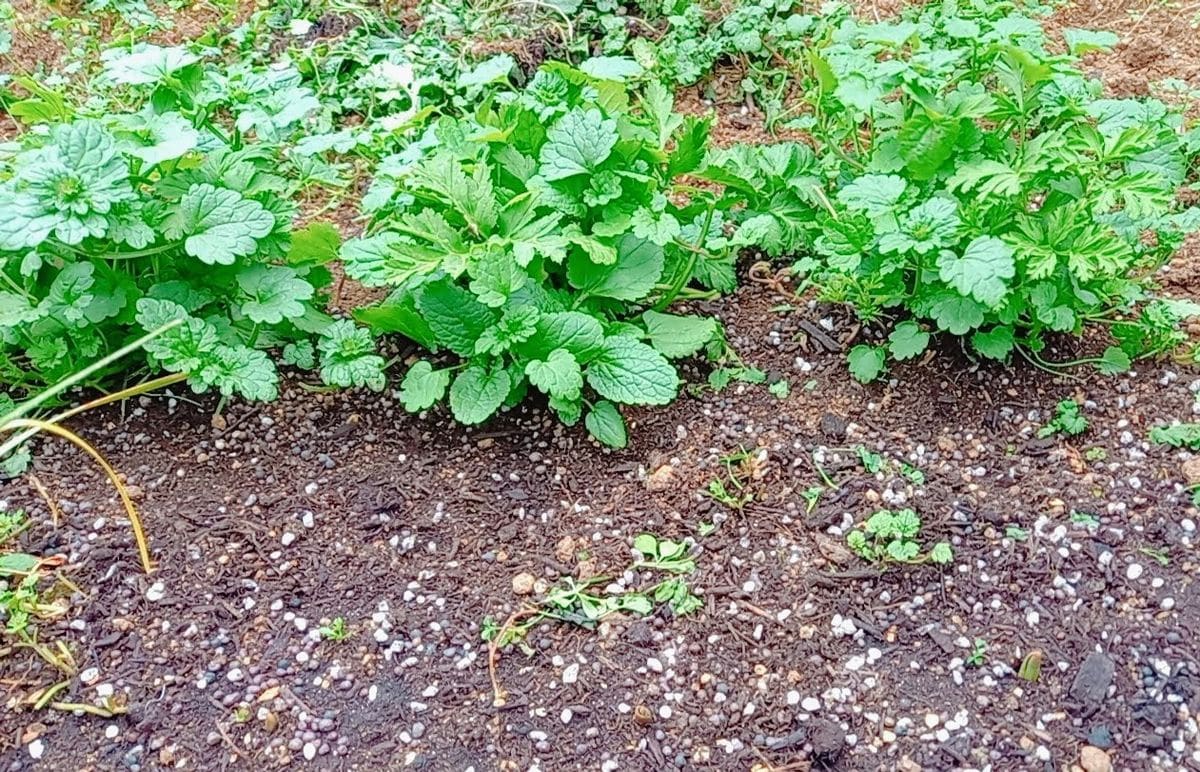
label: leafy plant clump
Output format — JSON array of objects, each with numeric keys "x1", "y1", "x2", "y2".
[
  {"x1": 345, "y1": 64, "x2": 733, "y2": 446},
  {"x1": 706, "y1": 0, "x2": 1200, "y2": 382},
  {"x1": 1037, "y1": 399, "x2": 1088, "y2": 438},
  {"x1": 846, "y1": 508, "x2": 953, "y2": 565},
  {"x1": 0, "y1": 44, "x2": 386, "y2": 399}
]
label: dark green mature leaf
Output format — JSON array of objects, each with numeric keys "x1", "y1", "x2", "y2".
[
  {"x1": 585, "y1": 401, "x2": 628, "y2": 448},
  {"x1": 586, "y1": 336, "x2": 679, "y2": 405},
  {"x1": 416, "y1": 279, "x2": 496, "y2": 357},
  {"x1": 449, "y1": 365, "x2": 512, "y2": 424}
]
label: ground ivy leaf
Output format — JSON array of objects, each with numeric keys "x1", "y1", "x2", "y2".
[
  {"x1": 836, "y1": 174, "x2": 907, "y2": 217},
  {"x1": 237, "y1": 265, "x2": 313, "y2": 324},
  {"x1": 848, "y1": 344, "x2": 887, "y2": 383},
  {"x1": 469, "y1": 250, "x2": 526, "y2": 307},
  {"x1": 1063, "y1": 28, "x2": 1120, "y2": 55},
  {"x1": 318, "y1": 320, "x2": 386, "y2": 391},
  {"x1": 163, "y1": 183, "x2": 275, "y2": 265},
  {"x1": 400, "y1": 360, "x2": 451, "y2": 411},
  {"x1": 585, "y1": 400, "x2": 628, "y2": 448},
  {"x1": 525, "y1": 348, "x2": 582, "y2": 399},
  {"x1": 449, "y1": 365, "x2": 512, "y2": 425},
  {"x1": 288, "y1": 221, "x2": 341, "y2": 265},
  {"x1": 1097, "y1": 345, "x2": 1131, "y2": 375},
  {"x1": 580, "y1": 56, "x2": 644, "y2": 81},
  {"x1": 936, "y1": 236, "x2": 1015, "y2": 307},
  {"x1": 972, "y1": 326, "x2": 1015, "y2": 360},
  {"x1": 642, "y1": 310, "x2": 718, "y2": 359},
  {"x1": 282, "y1": 340, "x2": 315, "y2": 370},
  {"x1": 538, "y1": 108, "x2": 619, "y2": 181},
  {"x1": 529, "y1": 311, "x2": 606, "y2": 362},
  {"x1": 586, "y1": 336, "x2": 679, "y2": 405},
  {"x1": 887, "y1": 321, "x2": 930, "y2": 361}
]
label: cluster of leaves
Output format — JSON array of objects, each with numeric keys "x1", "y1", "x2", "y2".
[
  {"x1": 1148, "y1": 423, "x2": 1200, "y2": 450},
  {"x1": 701, "y1": 0, "x2": 1200, "y2": 382},
  {"x1": 1037, "y1": 399, "x2": 1088, "y2": 438},
  {"x1": 344, "y1": 64, "x2": 730, "y2": 445},
  {"x1": 483, "y1": 531, "x2": 702, "y2": 649},
  {"x1": 846, "y1": 508, "x2": 953, "y2": 565},
  {"x1": 0, "y1": 44, "x2": 384, "y2": 399},
  {"x1": 0, "y1": 510, "x2": 58, "y2": 637}
]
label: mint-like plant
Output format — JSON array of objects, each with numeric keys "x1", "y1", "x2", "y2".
[{"x1": 344, "y1": 64, "x2": 733, "y2": 446}]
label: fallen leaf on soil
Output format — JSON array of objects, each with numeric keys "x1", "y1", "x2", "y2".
[
  {"x1": 814, "y1": 533, "x2": 854, "y2": 565},
  {"x1": 554, "y1": 535, "x2": 575, "y2": 563},
  {"x1": 633, "y1": 704, "x2": 653, "y2": 725},
  {"x1": 1182, "y1": 457, "x2": 1200, "y2": 485},
  {"x1": 257, "y1": 686, "x2": 280, "y2": 703}
]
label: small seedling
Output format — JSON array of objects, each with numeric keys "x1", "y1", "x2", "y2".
[
  {"x1": 1005, "y1": 525, "x2": 1030, "y2": 542},
  {"x1": 1084, "y1": 447, "x2": 1107, "y2": 462},
  {"x1": 768, "y1": 379, "x2": 790, "y2": 399},
  {"x1": 900, "y1": 462, "x2": 925, "y2": 485},
  {"x1": 855, "y1": 446, "x2": 885, "y2": 474},
  {"x1": 1070, "y1": 510, "x2": 1101, "y2": 528},
  {"x1": 1037, "y1": 400, "x2": 1088, "y2": 439},
  {"x1": 845, "y1": 509, "x2": 953, "y2": 566},
  {"x1": 705, "y1": 478, "x2": 752, "y2": 511},
  {"x1": 697, "y1": 521, "x2": 716, "y2": 537},
  {"x1": 1138, "y1": 547, "x2": 1169, "y2": 567},
  {"x1": 0, "y1": 510, "x2": 27, "y2": 544},
  {"x1": 633, "y1": 534, "x2": 696, "y2": 574},
  {"x1": 801, "y1": 485, "x2": 823, "y2": 514},
  {"x1": 1018, "y1": 650, "x2": 1043, "y2": 682},
  {"x1": 703, "y1": 447, "x2": 759, "y2": 511},
  {"x1": 319, "y1": 617, "x2": 350, "y2": 641},
  {"x1": 1148, "y1": 423, "x2": 1200, "y2": 450},
  {"x1": 967, "y1": 639, "x2": 987, "y2": 667}
]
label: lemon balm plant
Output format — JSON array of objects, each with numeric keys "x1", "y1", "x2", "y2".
[{"x1": 344, "y1": 64, "x2": 732, "y2": 446}]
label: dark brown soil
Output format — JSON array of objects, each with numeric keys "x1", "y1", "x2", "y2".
[{"x1": 2, "y1": 1, "x2": 1200, "y2": 771}]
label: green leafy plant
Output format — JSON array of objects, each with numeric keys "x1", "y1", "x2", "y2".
[
  {"x1": 701, "y1": 1, "x2": 1200, "y2": 381},
  {"x1": 967, "y1": 638, "x2": 987, "y2": 667},
  {"x1": 1149, "y1": 422, "x2": 1200, "y2": 450},
  {"x1": 318, "y1": 616, "x2": 350, "y2": 641},
  {"x1": 846, "y1": 508, "x2": 953, "y2": 565},
  {"x1": 0, "y1": 104, "x2": 383, "y2": 399},
  {"x1": 1037, "y1": 399, "x2": 1088, "y2": 438},
  {"x1": 349, "y1": 65, "x2": 733, "y2": 446}
]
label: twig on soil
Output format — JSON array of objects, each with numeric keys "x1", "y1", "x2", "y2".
[
  {"x1": 487, "y1": 606, "x2": 541, "y2": 707},
  {"x1": 212, "y1": 718, "x2": 250, "y2": 762},
  {"x1": 26, "y1": 474, "x2": 62, "y2": 527},
  {"x1": 49, "y1": 700, "x2": 127, "y2": 718}
]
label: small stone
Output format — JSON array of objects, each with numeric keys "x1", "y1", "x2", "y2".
[
  {"x1": 924, "y1": 713, "x2": 940, "y2": 728},
  {"x1": 1079, "y1": 745, "x2": 1112, "y2": 772},
  {"x1": 282, "y1": 532, "x2": 297, "y2": 546},
  {"x1": 1070, "y1": 652, "x2": 1115, "y2": 709},
  {"x1": 303, "y1": 741, "x2": 317, "y2": 761},
  {"x1": 562, "y1": 663, "x2": 580, "y2": 685},
  {"x1": 801, "y1": 697, "x2": 821, "y2": 712},
  {"x1": 80, "y1": 667, "x2": 100, "y2": 684},
  {"x1": 145, "y1": 582, "x2": 166, "y2": 602},
  {"x1": 512, "y1": 573, "x2": 536, "y2": 595},
  {"x1": 786, "y1": 690, "x2": 800, "y2": 706},
  {"x1": 1125, "y1": 563, "x2": 1143, "y2": 581}
]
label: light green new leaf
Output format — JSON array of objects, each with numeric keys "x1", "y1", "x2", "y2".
[
  {"x1": 929, "y1": 294, "x2": 986, "y2": 335},
  {"x1": 449, "y1": 365, "x2": 512, "y2": 425},
  {"x1": 630, "y1": 208, "x2": 681, "y2": 246},
  {"x1": 102, "y1": 44, "x2": 199, "y2": 86},
  {"x1": 237, "y1": 265, "x2": 313, "y2": 324},
  {"x1": 539, "y1": 108, "x2": 619, "y2": 181},
  {"x1": 586, "y1": 336, "x2": 679, "y2": 405},
  {"x1": 456, "y1": 54, "x2": 515, "y2": 88},
  {"x1": 887, "y1": 321, "x2": 929, "y2": 361},
  {"x1": 1062, "y1": 28, "x2": 1119, "y2": 55},
  {"x1": 971, "y1": 326, "x2": 1014, "y2": 360},
  {"x1": 525, "y1": 348, "x2": 583, "y2": 399},
  {"x1": 469, "y1": 250, "x2": 526, "y2": 307},
  {"x1": 585, "y1": 400, "x2": 628, "y2": 448},
  {"x1": 642, "y1": 310, "x2": 718, "y2": 359},
  {"x1": 163, "y1": 183, "x2": 275, "y2": 265},
  {"x1": 400, "y1": 360, "x2": 451, "y2": 411},
  {"x1": 848, "y1": 344, "x2": 886, "y2": 383},
  {"x1": 580, "y1": 56, "x2": 644, "y2": 81},
  {"x1": 288, "y1": 221, "x2": 341, "y2": 265},
  {"x1": 836, "y1": 174, "x2": 906, "y2": 217},
  {"x1": 318, "y1": 320, "x2": 386, "y2": 391},
  {"x1": 936, "y1": 237, "x2": 1015, "y2": 307}
]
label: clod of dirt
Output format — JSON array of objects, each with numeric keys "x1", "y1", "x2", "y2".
[
  {"x1": 511, "y1": 572, "x2": 536, "y2": 595},
  {"x1": 1070, "y1": 652, "x2": 1116, "y2": 711},
  {"x1": 1181, "y1": 457, "x2": 1200, "y2": 485},
  {"x1": 1079, "y1": 744, "x2": 1114, "y2": 772},
  {"x1": 806, "y1": 718, "x2": 845, "y2": 761},
  {"x1": 644, "y1": 464, "x2": 677, "y2": 491}
]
